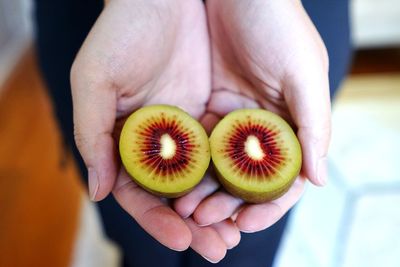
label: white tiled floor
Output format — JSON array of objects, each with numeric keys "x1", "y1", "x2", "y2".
[{"x1": 274, "y1": 74, "x2": 400, "y2": 267}]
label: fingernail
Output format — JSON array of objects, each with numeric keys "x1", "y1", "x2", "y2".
[
  {"x1": 182, "y1": 213, "x2": 191, "y2": 219},
  {"x1": 197, "y1": 222, "x2": 212, "y2": 227},
  {"x1": 88, "y1": 168, "x2": 99, "y2": 201},
  {"x1": 203, "y1": 256, "x2": 219, "y2": 264},
  {"x1": 240, "y1": 229, "x2": 255, "y2": 234},
  {"x1": 171, "y1": 247, "x2": 187, "y2": 252},
  {"x1": 317, "y1": 157, "x2": 328, "y2": 186}
]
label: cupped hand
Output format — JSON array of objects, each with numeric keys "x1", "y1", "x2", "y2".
[
  {"x1": 175, "y1": 0, "x2": 331, "y2": 233},
  {"x1": 71, "y1": 0, "x2": 238, "y2": 262}
]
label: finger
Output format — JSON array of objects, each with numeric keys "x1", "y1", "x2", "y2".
[
  {"x1": 173, "y1": 175, "x2": 219, "y2": 219},
  {"x1": 71, "y1": 62, "x2": 117, "y2": 201},
  {"x1": 211, "y1": 219, "x2": 241, "y2": 250},
  {"x1": 185, "y1": 218, "x2": 227, "y2": 263},
  {"x1": 200, "y1": 112, "x2": 220, "y2": 134},
  {"x1": 236, "y1": 176, "x2": 306, "y2": 233},
  {"x1": 193, "y1": 191, "x2": 244, "y2": 226},
  {"x1": 231, "y1": 210, "x2": 240, "y2": 222},
  {"x1": 283, "y1": 64, "x2": 331, "y2": 186},
  {"x1": 207, "y1": 89, "x2": 259, "y2": 117},
  {"x1": 113, "y1": 168, "x2": 192, "y2": 251}
]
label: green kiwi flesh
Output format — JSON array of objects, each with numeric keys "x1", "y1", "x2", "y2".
[
  {"x1": 209, "y1": 109, "x2": 302, "y2": 203},
  {"x1": 119, "y1": 105, "x2": 210, "y2": 197}
]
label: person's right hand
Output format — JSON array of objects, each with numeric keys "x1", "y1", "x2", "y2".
[
  {"x1": 175, "y1": 0, "x2": 331, "y2": 235},
  {"x1": 71, "y1": 0, "x2": 239, "y2": 262}
]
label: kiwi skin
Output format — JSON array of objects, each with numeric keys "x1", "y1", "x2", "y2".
[
  {"x1": 129, "y1": 178, "x2": 196, "y2": 198},
  {"x1": 210, "y1": 109, "x2": 302, "y2": 204},
  {"x1": 215, "y1": 167, "x2": 299, "y2": 204}
]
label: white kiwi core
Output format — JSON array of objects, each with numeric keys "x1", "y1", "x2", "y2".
[
  {"x1": 244, "y1": 135, "x2": 265, "y2": 160},
  {"x1": 159, "y1": 133, "x2": 177, "y2": 159}
]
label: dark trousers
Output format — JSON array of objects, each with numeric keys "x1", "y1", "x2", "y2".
[{"x1": 34, "y1": 0, "x2": 351, "y2": 266}]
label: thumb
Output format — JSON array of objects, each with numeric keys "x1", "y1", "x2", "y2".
[
  {"x1": 284, "y1": 69, "x2": 331, "y2": 186},
  {"x1": 71, "y1": 63, "x2": 118, "y2": 201}
]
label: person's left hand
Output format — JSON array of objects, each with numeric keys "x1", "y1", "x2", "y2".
[
  {"x1": 71, "y1": 0, "x2": 240, "y2": 263},
  {"x1": 174, "y1": 0, "x2": 331, "y2": 233}
]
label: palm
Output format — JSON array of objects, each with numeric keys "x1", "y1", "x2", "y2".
[
  {"x1": 206, "y1": 0, "x2": 327, "y2": 122},
  {"x1": 104, "y1": 2, "x2": 210, "y2": 119}
]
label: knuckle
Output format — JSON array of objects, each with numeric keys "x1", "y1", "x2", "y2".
[
  {"x1": 70, "y1": 58, "x2": 82, "y2": 87},
  {"x1": 320, "y1": 45, "x2": 329, "y2": 71},
  {"x1": 299, "y1": 124, "x2": 331, "y2": 146},
  {"x1": 73, "y1": 129, "x2": 90, "y2": 151}
]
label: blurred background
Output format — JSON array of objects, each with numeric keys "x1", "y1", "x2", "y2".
[{"x1": 0, "y1": 0, "x2": 399, "y2": 266}]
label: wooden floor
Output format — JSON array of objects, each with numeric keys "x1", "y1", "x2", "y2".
[
  {"x1": 351, "y1": 48, "x2": 400, "y2": 74},
  {"x1": 0, "y1": 50, "x2": 83, "y2": 267}
]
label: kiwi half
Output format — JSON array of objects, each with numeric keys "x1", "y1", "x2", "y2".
[
  {"x1": 210, "y1": 109, "x2": 302, "y2": 203},
  {"x1": 119, "y1": 105, "x2": 210, "y2": 197}
]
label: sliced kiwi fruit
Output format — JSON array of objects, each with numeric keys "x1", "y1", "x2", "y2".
[
  {"x1": 119, "y1": 105, "x2": 210, "y2": 197},
  {"x1": 210, "y1": 109, "x2": 302, "y2": 203}
]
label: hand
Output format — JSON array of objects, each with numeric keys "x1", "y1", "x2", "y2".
[
  {"x1": 71, "y1": 0, "x2": 238, "y2": 262},
  {"x1": 175, "y1": 0, "x2": 331, "y2": 233}
]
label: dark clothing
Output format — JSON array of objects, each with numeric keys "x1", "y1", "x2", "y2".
[
  {"x1": 34, "y1": 0, "x2": 351, "y2": 266},
  {"x1": 302, "y1": 0, "x2": 352, "y2": 99}
]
